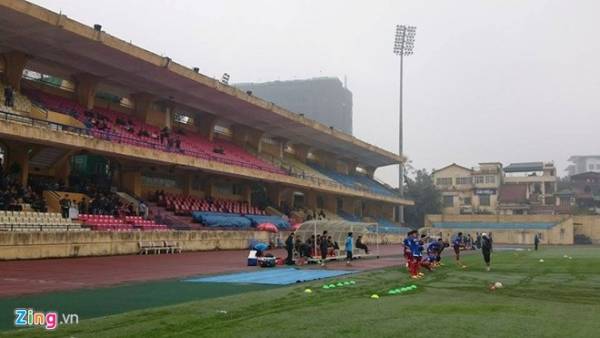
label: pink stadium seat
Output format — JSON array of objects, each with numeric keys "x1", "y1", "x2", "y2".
[{"x1": 25, "y1": 89, "x2": 286, "y2": 175}]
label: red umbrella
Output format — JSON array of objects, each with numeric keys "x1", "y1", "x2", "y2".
[{"x1": 257, "y1": 223, "x2": 278, "y2": 233}]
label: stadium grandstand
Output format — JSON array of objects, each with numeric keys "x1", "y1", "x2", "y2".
[{"x1": 0, "y1": 0, "x2": 411, "y2": 245}]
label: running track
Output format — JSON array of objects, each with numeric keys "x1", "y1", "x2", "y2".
[{"x1": 0, "y1": 245, "x2": 408, "y2": 297}]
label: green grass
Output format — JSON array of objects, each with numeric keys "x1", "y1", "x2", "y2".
[{"x1": 4, "y1": 246, "x2": 600, "y2": 337}]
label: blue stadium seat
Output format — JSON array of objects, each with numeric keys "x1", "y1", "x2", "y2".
[{"x1": 308, "y1": 163, "x2": 396, "y2": 197}]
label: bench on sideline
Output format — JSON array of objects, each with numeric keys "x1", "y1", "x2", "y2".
[{"x1": 138, "y1": 241, "x2": 182, "y2": 255}]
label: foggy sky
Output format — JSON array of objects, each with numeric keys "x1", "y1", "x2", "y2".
[{"x1": 31, "y1": 0, "x2": 600, "y2": 187}]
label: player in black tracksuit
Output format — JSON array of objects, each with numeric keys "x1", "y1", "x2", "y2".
[{"x1": 481, "y1": 233, "x2": 493, "y2": 271}]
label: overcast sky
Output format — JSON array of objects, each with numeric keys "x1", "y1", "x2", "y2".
[{"x1": 32, "y1": 0, "x2": 600, "y2": 186}]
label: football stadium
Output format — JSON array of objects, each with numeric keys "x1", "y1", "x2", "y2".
[{"x1": 1, "y1": 1, "x2": 600, "y2": 337}]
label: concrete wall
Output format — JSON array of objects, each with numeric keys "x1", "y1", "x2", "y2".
[
  {"x1": 0, "y1": 229, "x2": 404, "y2": 260},
  {"x1": 423, "y1": 214, "x2": 574, "y2": 245},
  {"x1": 0, "y1": 230, "x2": 271, "y2": 260},
  {"x1": 424, "y1": 214, "x2": 568, "y2": 227},
  {"x1": 573, "y1": 216, "x2": 600, "y2": 244}
]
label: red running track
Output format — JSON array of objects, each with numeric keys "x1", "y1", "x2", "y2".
[{"x1": 0, "y1": 245, "x2": 405, "y2": 297}]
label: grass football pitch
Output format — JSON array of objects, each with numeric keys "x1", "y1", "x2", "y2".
[{"x1": 3, "y1": 246, "x2": 600, "y2": 338}]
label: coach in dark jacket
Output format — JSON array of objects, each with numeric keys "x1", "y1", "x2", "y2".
[
  {"x1": 285, "y1": 232, "x2": 295, "y2": 265},
  {"x1": 481, "y1": 233, "x2": 493, "y2": 271}
]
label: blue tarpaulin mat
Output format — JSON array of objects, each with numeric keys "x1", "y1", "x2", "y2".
[{"x1": 183, "y1": 268, "x2": 354, "y2": 285}]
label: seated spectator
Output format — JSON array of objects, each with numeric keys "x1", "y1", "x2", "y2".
[
  {"x1": 213, "y1": 146, "x2": 225, "y2": 154},
  {"x1": 115, "y1": 117, "x2": 126, "y2": 125},
  {"x1": 138, "y1": 129, "x2": 150, "y2": 137},
  {"x1": 356, "y1": 235, "x2": 369, "y2": 254}
]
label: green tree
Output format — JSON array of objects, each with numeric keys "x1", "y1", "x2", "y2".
[{"x1": 403, "y1": 169, "x2": 441, "y2": 228}]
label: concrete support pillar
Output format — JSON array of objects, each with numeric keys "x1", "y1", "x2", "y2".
[
  {"x1": 53, "y1": 150, "x2": 74, "y2": 187},
  {"x1": 304, "y1": 190, "x2": 317, "y2": 211},
  {"x1": 8, "y1": 144, "x2": 29, "y2": 186},
  {"x1": 231, "y1": 124, "x2": 264, "y2": 152},
  {"x1": 131, "y1": 92, "x2": 156, "y2": 121},
  {"x1": 363, "y1": 166, "x2": 376, "y2": 179},
  {"x1": 273, "y1": 137, "x2": 288, "y2": 159},
  {"x1": 323, "y1": 194, "x2": 337, "y2": 213},
  {"x1": 314, "y1": 150, "x2": 337, "y2": 171},
  {"x1": 196, "y1": 112, "x2": 217, "y2": 141},
  {"x1": 73, "y1": 73, "x2": 100, "y2": 110},
  {"x1": 121, "y1": 171, "x2": 142, "y2": 198},
  {"x1": 346, "y1": 160, "x2": 359, "y2": 175},
  {"x1": 1, "y1": 51, "x2": 28, "y2": 91},
  {"x1": 266, "y1": 183, "x2": 282, "y2": 207},
  {"x1": 182, "y1": 172, "x2": 192, "y2": 196},
  {"x1": 243, "y1": 184, "x2": 252, "y2": 204},
  {"x1": 293, "y1": 144, "x2": 311, "y2": 163},
  {"x1": 203, "y1": 177, "x2": 214, "y2": 198}
]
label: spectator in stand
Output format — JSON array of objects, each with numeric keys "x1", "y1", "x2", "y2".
[
  {"x1": 59, "y1": 194, "x2": 71, "y2": 219},
  {"x1": 139, "y1": 200, "x2": 148, "y2": 219},
  {"x1": 4, "y1": 85, "x2": 14, "y2": 107},
  {"x1": 318, "y1": 209, "x2": 326, "y2": 220},
  {"x1": 78, "y1": 197, "x2": 89, "y2": 215},
  {"x1": 127, "y1": 203, "x2": 135, "y2": 216},
  {"x1": 115, "y1": 117, "x2": 126, "y2": 125}
]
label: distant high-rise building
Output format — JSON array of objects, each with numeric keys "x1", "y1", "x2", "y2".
[{"x1": 236, "y1": 77, "x2": 353, "y2": 134}]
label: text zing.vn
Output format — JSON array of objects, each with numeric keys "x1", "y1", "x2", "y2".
[{"x1": 14, "y1": 308, "x2": 79, "y2": 330}]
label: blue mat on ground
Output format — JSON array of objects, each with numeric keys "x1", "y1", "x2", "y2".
[{"x1": 183, "y1": 268, "x2": 354, "y2": 285}]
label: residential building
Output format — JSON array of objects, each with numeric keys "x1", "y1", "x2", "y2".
[
  {"x1": 498, "y1": 162, "x2": 558, "y2": 215},
  {"x1": 566, "y1": 155, "x2": 600, "y2": 176},
  {"x1": 433, "y1": 161, "x2": 557, "y2": 215}
]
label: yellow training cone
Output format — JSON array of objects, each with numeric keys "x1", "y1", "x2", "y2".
[{"x1": 370, "y1": 294, "x2": 380, "y2": 299}]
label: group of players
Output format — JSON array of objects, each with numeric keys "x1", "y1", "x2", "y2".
[
  {"x1": 403, "y1": 230, "x2": 494, "y2": 278},
  {"x1": 403, "y1": 230, "x2": 449, "y2": 279}
]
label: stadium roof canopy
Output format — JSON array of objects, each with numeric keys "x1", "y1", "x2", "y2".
[{"x1": 0, "y1": 0, "x2": 403, "y2": 168}]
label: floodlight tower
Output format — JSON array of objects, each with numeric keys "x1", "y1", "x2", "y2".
[{"x1": 393, "y1": 25, "x2": 416, "y2": 223}]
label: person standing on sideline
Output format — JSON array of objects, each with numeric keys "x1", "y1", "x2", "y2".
[
  {"x1": 481, "y1": 233, "x2": 493, "y2": 271},
  {"x1": 320, "y1": 230, "x2": 329, "y2": 266},
  {"x1": 285, "y1": 232, "x2": 295, "y2": 265},
  {"x1": 534, "y1": 233, "x2": 540, "y2": 251},
  {"x1": 345, "y1": 232, "x2": 353, "y2": 266}
]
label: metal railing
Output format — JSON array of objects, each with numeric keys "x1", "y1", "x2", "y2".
[{"x1": 0, "y1": 109, "x2": 282, "y2": 174}]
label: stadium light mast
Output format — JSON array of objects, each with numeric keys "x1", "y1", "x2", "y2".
[{"x1": 393, "y1": 24, "x2": 416, "y2": 224}]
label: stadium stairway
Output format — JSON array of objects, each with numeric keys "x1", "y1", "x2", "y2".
[
  {"x1": 29, "y1": 147, "x2": 69, "y2": 171},
  {"x1": 116, "y1": 191, "x2": 140, "y2": 212}
]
